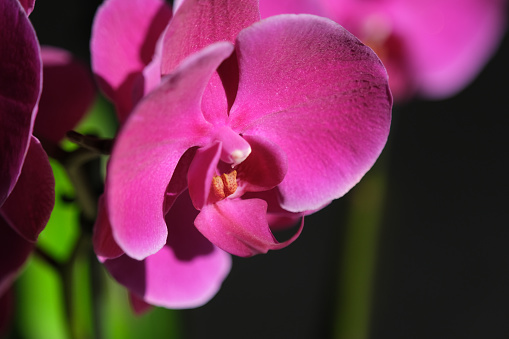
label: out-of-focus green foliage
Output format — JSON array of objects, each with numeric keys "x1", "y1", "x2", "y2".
[
  {"x1": 15, "y1": 258, "x2": 68, "y2": 339},
  {"x1": 12, "y1": 95, "x2": 180, "y2": 339}
]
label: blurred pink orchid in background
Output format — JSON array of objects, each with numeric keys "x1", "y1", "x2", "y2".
[
  {"x1": 0, "y1": 0, "x2": 54, "y2": 311},
  {"x1": 90, "y1": 0, "x2": 172, "y2": 123},
  {"x1": 260, "y1": 0, "x2": 508, "y2": 100},
  {"x1": 91, "y1": 0, "x2": 392, "y2": 309}
]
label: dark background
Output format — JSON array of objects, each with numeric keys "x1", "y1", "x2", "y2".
[{"x1": 30, "y1": 1, "x2": 509, "y2": 338}]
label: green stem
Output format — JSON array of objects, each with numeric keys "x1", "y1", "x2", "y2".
[
  {"x1": 36, "y1": 140, "x2": 105, "y2": 338},
  {"x1": 34, "y1": 248, "x2": 75, "y2": 339},
  {"x1": 34, "y1": 234, "x2": 88, "y2": 339},
  {"x1": 333, "y1": 158, "x2": 387, "y2": 339},
  {"x1": 89, "y1": 250, "x2": 104, "y2": 339},
  {"x1": 61, "y1": 148, "x2": 101, "y2": 220}
]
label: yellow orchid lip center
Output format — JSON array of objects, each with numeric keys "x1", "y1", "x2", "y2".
[{"x1": 211, "y1": 170, "x2": 238, "y2": 200}]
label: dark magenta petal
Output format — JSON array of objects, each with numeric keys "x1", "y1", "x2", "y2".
[
  {"x1": 0, "y1": 137, "x2": 54, "y2": 242},
  {"x1": 92, "y1": 196, "x2": 124, "y2": 262},
  {"x1": 187, "y1": 142, "x2": 222, "y2": 211},
  {"x1": 103, "y1": 192, "x2": 231, "y2": 309},
  {"x1": 90, "y1": 0, "x2": 171, "y2": 122},
  {"x1": 129, "y1": 292, "x2": 152, "y2": 315},
  {"x1": 229, "y1": 15, "x2": 392, "y2": 212},
  {"x1": 0, "y1": 0, "x2": 41, "y2": 206},
  {"x1": 194, "y1": 198, "x2": 303, "y2": 257},
  {"x1": 0, "y1": 288, "x2": 14, "y2": 335},
  {"x1": 0, "y1": 217, "x2": 33, "y2": 296},
  {"x1": 107, "y1": 42, "x2": 234, "y2": 260},
  {"x1": 34, "y1": 47, "x2": 95, "y2": 146},
  {"x1": 236, "y1": 135, "x2": 287, "y2": 194}
]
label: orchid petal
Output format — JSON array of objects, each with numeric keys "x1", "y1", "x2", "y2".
[
  {"x1": 90, "y1": 0, "x2": 171, "y2": 122},
  {"x1": 131, "y1": 34, "x2": 166, "y2": 109},
  {"x1": 92, "y1": 196, "x2": 123, "y2": 262},
  {"x1": 129, "y1": 292, "x2": 152, "y2": 315},
  {"x1": 236, "y1": 135, "x2": 287, "y2": 194},
  {"x1": 104, "y1": 192, "x2": 231, "y2": 309},
  {"x1": 0, "y1": 0, "x2": 41, "y2": 206},
  {"x1": 107, "y1": 42, "x2": 234, "y2": 260},
  {"x1": 194, "y1": 198, "x2": 303, "y2": 257},
  {"x1": 390, "y1": 0, "x2": 508, "y2": 98},
  {"x1": 229, "y1": 15, "x2": 392, "y2": 212},
  {"x1": 0, "y1": 137, "x2": 54, "y2": 242},
  {"x1": 0, "y1": 218, "x2": 33, "y2": 296},
  {"x1": 34, "y1": 47, "x2": 95, "y2": 147},
  {"x1": 315, "y1": 0, "x2": 507, "y2": 99},
  {"x1": 164, "y1": 147, "x2": 197, "y2": 214},
  {"x1": 243, "y1": 188, "x2": 305, "y2": 231},
  {"x1": 172, "y1": 0, "x2": 183, "y2": 14},
  {"x1": 259, "y1": 0, "x2": 325, "y2": 18},
  {"x1": 17, "y1": 0, "x2": 34, "y2": 15},
  {"x1": 187, "y1": 142, "x2": 222, "y2": 211},
  {"x1": 161, "y1": 0, "x2": 259, "y2": 74},
  {"x1": 0, "y1": 288, "x2": 13, "y2": 335},
  {"x1": 161, "y1": 0, "x2": 259, "y2": 124}
]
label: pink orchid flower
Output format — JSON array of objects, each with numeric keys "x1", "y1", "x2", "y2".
[
  {"x1": 91, "y1": 0, "x2": 392, "y2": 309},
  {"x1": 0, "y1": 0, "x2": 54, "y2": 297},
  {"x1": 260, "y1": 0, "x2": 508, "y2": 100},
  {"x1": 90, "y1": 0, "x2": 172, "y2": 123}
]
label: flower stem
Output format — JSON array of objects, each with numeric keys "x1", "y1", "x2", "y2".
[{"x1": 333, "y1": 157, "x2": 387, "y2": 339}]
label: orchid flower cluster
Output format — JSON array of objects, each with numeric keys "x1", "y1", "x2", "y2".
[
  {"x1": 1, "y1": 0, "x2": 507, "y2": 332},
  {"x1": 2, "y1": 0, "x2": 507, "y2": 323},
  {"x1": 12, "y1": 0, "x2": 509, "y2": 328}
]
